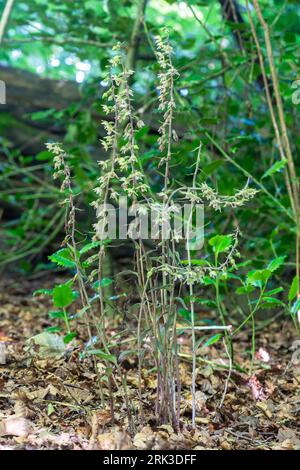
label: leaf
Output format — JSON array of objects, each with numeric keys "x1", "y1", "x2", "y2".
[
  {"x1": 193, "y1": 298, "x2": 217, "y2": 308},
  {"x1": 47, "y1": 404, "x2": 55, "y2": 416},
  {"x1": 265, "y1": 287, "x2": 284, "y2": 296},
  {"x1": 79, "y1": 241, "x2": 102, "y2": 255},
  {"x1": 93, "y1": 278, "x2": 113, "y2": 289},
  {"x1": 36, "y1": 150, "x2": 52, "y2": 161},
  {"x1": 209, "y1": 234, "x2": 232, "y2": 257},
  {"x1": 262, "y1": 159, "x2": 287, "y2": 179},
  {"x1": 30, "y1": 109, "x2": 55, "y2": 121},
  {"x1": 267, "y1": 256, "x2": 286, "y2": 272},
  {"x1": 53, "y1": 284, "x2": 74, "y2": 308},
  {"x1": 261, "y1": 296, "x2": 284, "y2": 308},
  {"x1": 63, "y1": 332, "x2": 77, "y2": 344},
  {"x1": 291, "y1": 298, "x2": 300, "y2": 316},
  {"x1": 236, "y1": 285, "x2": 255, "y2": 295},
  {"x1": 289, "y1": 276, "x2": 299, "y2": 301},
  {"x1": 33, "y1": 289, "x2": 53, "y2": 296},
  {"x1": 48, "y1": 248, "x2": 76, "y2": 268},
  {"x1": 247, "y1": 269, "x2": 271, "y2": 288},
  {"x1": 46, "y1": 326, "x2": 62, "y2": 333},
  {"x1": 48, "y1": 310, "x2": 64, "y2": 319},
  {"x1": 203, "y1": 334, "x2": 222, "y2": 348},
  {"x1": 86, "y1": 349, "x2": 117, "y2": 364},
  {"x1": 178, "y1": 308, "x2": 191, "y2": 320}
]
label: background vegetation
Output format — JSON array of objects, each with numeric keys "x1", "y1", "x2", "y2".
[{"x1": 0, "y1": 0, "x2": 300, "y2": 447}]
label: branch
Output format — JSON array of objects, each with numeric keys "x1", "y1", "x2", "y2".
[
  {"x1": 0, "y1": 0, "x2": 15, "y2": 45},
  {"x1": 125, "y1": 0, "x2": 148, "y2": 71},
  {"x1": 2, "y1": 36, "x2": 113, "y2": 48}
]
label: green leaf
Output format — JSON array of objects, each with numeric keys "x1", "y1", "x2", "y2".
[
  {"x1": 261, "y1": 296, "x2": 283, "y2": 305},
  {"x1": 36, "y1": 150, "x2": 52, "y2": 161},
  {"x1": 48, "y1": 310, "x2": 64, "y2": 319},
  {"x1": 203, "y1": 333, "x2": 222, "y2": 348},
  {"x1": 48, "y1": 248, "x2": 76, "y2": 268},
  {"x1": 30, "y1": 109, "x2": 55, "y2": 121},
  {"x1": 247, "y1": 269, "x2": 271, "y2": 288},
  {"x1": 289, "y1": 276, "x2": 299, "y2": 302},
  {"x1": 291, "y1": 298, "x2": 300, "y2": 316},
  {"x1": 47, "y1": 403, "x2": 55, "y2": 416},
  {"x1": 93, "y1": 278, "x2": 113, "y2": 289},
  {"x1": 86, "y1": 349, "x2": 117, "y2": 364},
  {"x1": 46, "y1": 326, "x2": 62, "y2": 333},
  {"x1": 53, "y1": 284, "x2": 74, "y2": 308},
  {"x1": 265, "y1": 287, "x2": 284, "y2": 296},
  {"x1": 79, "y1": 241, "x2": 102, "y2": 255},
  {"x1": 209, "y1": 234, "x2": 232, "y2": 257},
  {"x1": 236, "y1": 285, "x2": 255, "y2": 295},
  {"x1": 64, "y1": 332, "x2": 77, "y2": 344},
  {"x1": 33, "y1": 289, "x2": 53, "y2": 296},
  {"x1": 178, "y1": 308, "x2": 191, "y2": 320},
  {"x1": 262, "y1": 159, "x2": 287, "y2": 179},
  {"x1": 267, "y1": 256, "x2": 286, "y2": 272}
]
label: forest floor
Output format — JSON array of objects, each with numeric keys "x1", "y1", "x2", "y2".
[{"x1": 0, "y1": 275, "x2": 299, "y2": 451}]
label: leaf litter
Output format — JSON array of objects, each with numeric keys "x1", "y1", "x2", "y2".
[{"x1": 0, "y1": 276, "x2": 299, "y2": 450}]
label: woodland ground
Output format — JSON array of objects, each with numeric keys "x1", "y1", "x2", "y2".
[{"x1": 0, "y1": 274, "x2": 299, "y2": 451}]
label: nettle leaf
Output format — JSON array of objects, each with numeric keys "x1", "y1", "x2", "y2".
[
  {"x1": 267, "y1": 256, "x2": 286, "y2": 272},
  {"x1": 53, "y1": 284, "x2": 74, "y2": 308},
  {"x1": 203, "y1": 333, "x2": 222, "y2": 348},
  {"x1": 247, "y1": 269, "x2": 271, "y2": 288},
  {"x1": 86, "y1": 349, "x2": 117, "y2": 364},
  {"x1": 79, "y1": 241, "x2": 102, "y2": 255},
  {"x1": 209, "y1": 234, "x2": 232, "y2": 257},
  {"x1": 262, "y1": 159, "x2": 287, "y2": 179},
  {"x1": 289, "y1": 276, "x2": 299, "y2": 302},
  {"x1": 48, "y1": 248, "x2": 76, "y2": 269}
]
